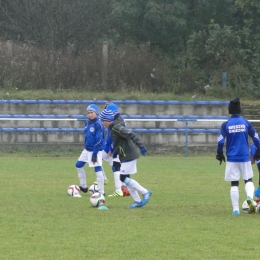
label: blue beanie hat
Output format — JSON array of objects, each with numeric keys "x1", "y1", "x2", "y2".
[
  {"x1": 99, "y1": 109, "x2": 114, "y2": 122},
  {"x1": 106, "y1": 103, "x2": 119, "y2": 114},
  {"x1": 86, "y1": 104, "x2": 99, "y2": 115}
]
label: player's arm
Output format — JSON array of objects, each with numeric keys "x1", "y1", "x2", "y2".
[
  {"x1": 92, "y1": 123, "x2": 103, "y2": 162},
  {"x1": 217, "y1": 122, "x2": 227, "y2": 153},
  {"x1": 112, "y1": 124, "x2": 147, "y2": 155},
  {"x1": 248, "y1": 122, "x2": 260, "y2": 150},
  {"x1": 113, "y1": 124, "x2": 144, "y2": 147},
  {"x1": 216, "y1": 123, "x2": 227, "y2": 164},
  {"x1": 250, "y1": 155, "x2": 255, "y2": 165}
]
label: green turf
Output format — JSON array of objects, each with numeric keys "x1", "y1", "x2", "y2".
[{"x1": 0, "y1": 156, "x2": 259, "y2": 260}]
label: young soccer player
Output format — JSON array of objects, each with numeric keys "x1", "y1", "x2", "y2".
[
  {"x1": 75, "y1": 104, "x2": 106, "y2": 195},
  {"x1": 99, "y1": 109, "x2": 152, "y2": 208},
  {"x1": 102, "y1": 102, "x2": 129, "y2": 197},
  {"x1": 216, "y1": 98, "x2": 260, "y2": 215}
]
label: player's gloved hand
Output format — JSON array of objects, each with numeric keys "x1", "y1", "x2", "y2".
[
  {"x1": 140, "y1": 147, "x2": 147, "y2": 155},
  {"x1": 112, "y1": 161, "x2": 121, "y2": 172},
  {"x1": 254, "y1": 187, "x2": 260, "y2": 198},
  {"x1": 216, "y1": 152, "x2": 225, "y2": 165},
  {"x1": 91, "y1": 156, "x2": 97, "y2": 163},
  {"x1": 92, "y1": 151, "x2": 97, "y2": 163},
  {"x1": 254, "y1": 150, "x2": 260, "y2": 160}
]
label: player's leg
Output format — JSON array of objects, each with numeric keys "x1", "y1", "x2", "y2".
[
  {"x1": 120, "y1": 174, "x2": 142, "y2": 207},
  {"x1": 244, "y1": 178, "x2": 255, "y2": 199},
  {"x1": 120, "y1": 160, "x2": 151, "y2": 208},
  {"x1": 94, "y1": 166, "x2": 105, "y2": 195},
  {"x1": 75, "y1": 149, "x2": 89, "y2": 193},
  {"x1": 250, "y1": 149, "x2": 260, "y2": 197},
  {"x1": 102, "y1": 168, "x2": 109, "y2": 184},
  {"x1": 230, "y1": 181, "x2": 240, "y2": 215},
  {"x1": 244, "y1": 178, "x2": 256, "y2": 213},
  {"x1": 108, "y1": 160, "x2": 123, "y2": 197},
  {"x1": 94, "y1": 166, "x2": 108, "y2": 185},
  {"x1": 225, "y1": 162, "x2": 240, "y2": 215},
  {"x1": 254, "y1": 166, "x2": 260, "y2": 197},
  {"x1": 239, "y1": 162, "x2": 256, "y2": 213},
  {"x1": 89, "y1": 151, "x2": 105, "y2": 195},
  {"x1": 98, "y1": 150, "x2": 109, "y2": 185},
  {"x1": 241, "y1": 161, "x2": 255, "y2": 197},
  {"x1": 241, "y1": 161, "x2": 256, "y2": 213}
]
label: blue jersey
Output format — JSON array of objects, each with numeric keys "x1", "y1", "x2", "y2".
[
  {"x1": 84, "y1": 117, "x2": 105, "y2": 154},
  {"x1": 104, "y1": 129, "x2": 113, "y2": 154},
  {"x1": 217, "y1": 114, "x2": 260, "y2": 162}
]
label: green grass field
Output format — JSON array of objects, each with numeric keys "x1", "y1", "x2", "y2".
[{"x1": 0, "y1": 155, "x2": 259, "y2": 260}]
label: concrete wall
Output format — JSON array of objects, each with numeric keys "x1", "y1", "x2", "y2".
[
  {"x1": 0, "y1": 100, "x2": 230, "y2": 116},
  {"x1": 0, "y1": 100, "x2": 229, "y2": 153}
]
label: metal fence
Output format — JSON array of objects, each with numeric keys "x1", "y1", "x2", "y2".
[
  {"x1": 1, "y1": 117, "x2": 259, "y2": 156},
  {"x1": 0, "y1": 117, "x2": 218, "y2": 155}
]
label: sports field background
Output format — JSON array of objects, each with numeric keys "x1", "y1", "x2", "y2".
[{"x1": 0, "y1": 155, "x2": 259, "y2": 260}]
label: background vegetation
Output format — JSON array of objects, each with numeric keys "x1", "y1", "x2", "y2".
[{"x1": 0, "y1": 0, "x2": 259, "y2": 100}]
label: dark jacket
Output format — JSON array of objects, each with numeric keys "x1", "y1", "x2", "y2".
[{"x1": 109, "y1": 116, "x2": 144, "y2": 162}]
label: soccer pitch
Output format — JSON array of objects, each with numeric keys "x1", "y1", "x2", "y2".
[{"x1": 0, "y1": 155, "x2": 259, "y2": 260}]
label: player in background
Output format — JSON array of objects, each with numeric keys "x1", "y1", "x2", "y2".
[
  {"x1": 99, "y1": 109, "x2": 152, "y2": 208},
  {"x1": 216, "y1": 97, "x2": 260, "y2": 215},
  {"x1": 75, "y1": 104, "x2": 106, "y2": 195},
  {"x1": 249, "y1": 144, "x2": 260, "y2": 198},
  {"x1": 101, "y1": 102, "x2": 130, "y2": 197}
]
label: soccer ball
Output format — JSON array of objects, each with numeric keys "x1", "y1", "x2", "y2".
[
  {"x1": 90, "y1": 192, "x2": 105, "y2": 207},
  {"x1": 242, "y1": 200, "x2": 257, "y2": 213},
  {"x1": 121, "y1": 185, "x2": 130, "y2": 196},
  {"x1": 89, "y1": 184, "x2": 99, "y2": 195},
  {"x1": 67, "y1": 185, "x2": 81, "y2": 197}
]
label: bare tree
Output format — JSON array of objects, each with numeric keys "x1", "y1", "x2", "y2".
[{"x1": 0, "y1": 0, "x2": 111, "y2": 51}]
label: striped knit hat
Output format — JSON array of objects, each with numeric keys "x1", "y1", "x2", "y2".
[
  {"x1": 86, "y1": 104, "x2": 99, "y2": 115},
  {"x1": 99, "y1": 109, "x2": 114, "y2": 122}
]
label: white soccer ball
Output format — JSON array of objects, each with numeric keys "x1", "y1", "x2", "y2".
[
  {"x1": 90, "y1": 192, "x2": 105, "y2": 207},
  {"x1": 89, "y1": 184, "x2": 99, "y2": 195},
  {"x1": 242, "y1": 200, "x2": 257, "y2": 213},
  {"x1": 67, "y1": 185, "x2": 81, "y2": 197}
]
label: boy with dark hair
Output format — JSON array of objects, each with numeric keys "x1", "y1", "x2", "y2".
[
  {"x1": 99, "y1": 109, "x2": 152, "y2": 208},
  {"x1": 216, "y1": 97, "x2": 260, "y2": 215}
]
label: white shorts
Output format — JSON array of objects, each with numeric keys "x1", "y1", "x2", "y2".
[
  {"x1": 77, "y1": 149, "x2": 103, "y2": 167},
  {"x1": 120, "y1": 160, "x2": 137, "y2": 175},
  {"x1": 102, "y1": 151, "x2": 113, "y2": 166},
  {"x1": 224, "y1": 161, "x2": 254, "y2": 181},
  {"x1": 102, "y1": 151, "x2": 120, "y2": 166}
]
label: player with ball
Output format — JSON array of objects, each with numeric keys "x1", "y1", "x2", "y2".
[
  {"x1": 99, "y1": 109, "x2": 152, "y2": 208},
  {"x1": 216, "y1": 98, "x2": 260, "y2": 216},
  {"x1": 75, "y1": 104, "x2": 106, "y2": 196}
]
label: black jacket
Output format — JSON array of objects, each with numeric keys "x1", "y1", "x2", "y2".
[{"x1": 109, "y1": 116, "x2": 144, "y2": 162}]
